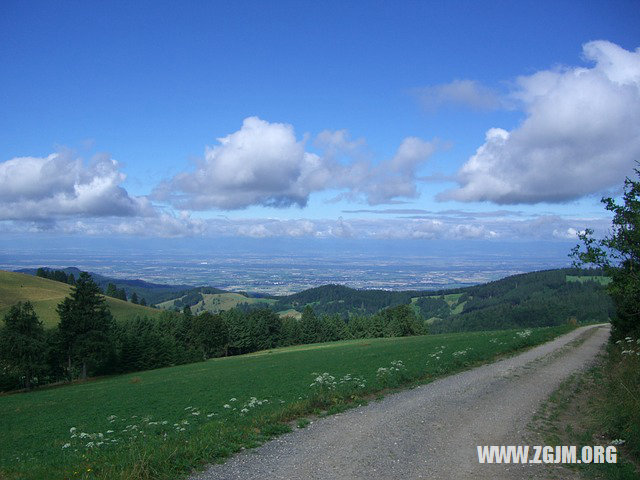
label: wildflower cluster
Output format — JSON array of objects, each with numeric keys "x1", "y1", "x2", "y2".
[
  {"x1": 616, "y1": 337, "x2": 640, "y2": 356},
  {"x1": 61, "y1": 398, "x2": 269, "y2": 453},
  {"x1": 239, "y1": 397, "x2": 269, "y2": 415},
  {"x1": 452, "y1": 349, "x2": 469, "y2": 357},
  {"x1": 428, "y1": 349, "x2": 444, "y2": 360},
  {"x1": 338, "y1": 373, "x2": 367, "y2": 389},
  {"x1": 310, "y1": 372, "x2": 337, "y2": 390},
  {"x1": 376, "y1": 360, "x2": 408, "y2": 387},
  {"x1": 515, "y1": 329, "x2": 532, "y2": 338},
  {"x1": 308, "y1": 371, "x2": 368, "y2": 405}
]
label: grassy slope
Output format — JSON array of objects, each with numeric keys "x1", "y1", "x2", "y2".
[
  {"x1": 0, "y1": 324, "x2": 572, "y2": 480},
  {"x1": 157, "y1": 292, "x2": 275, "y2": 314},
  {"x1": 0, "y1": 271, "x2": 163, "y2": 327}
]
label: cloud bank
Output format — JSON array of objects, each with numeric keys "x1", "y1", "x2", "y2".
[
  {"x1": 0, "y1": 152, "x2": 153, "y2": 220},
  {"x1": 439, "y1": 40, "x2": 640, "y2": 204},
  {"x1": 154, "y1": 117, "x2": 437, "y2": 209}
]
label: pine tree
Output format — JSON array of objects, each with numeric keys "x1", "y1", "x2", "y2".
[
  {"x1": 131, "y1": 292, "x2": 139, "y2": 304},
  {"x1": 57, "y1": 272, "x2": 115, "y2": 379},
  {"x1": 0, "y1": 302, "x2": 46, "y2": 389},
  {"x1": 105, "y1": 283, "x2": 118, "y2": 298}
]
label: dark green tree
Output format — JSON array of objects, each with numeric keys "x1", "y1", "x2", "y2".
[
  {"x1": 190, "y1": 312, "x2": 229, "y2": 358},
  {"x1": 131, "y1": 292, "x2": 139, "y2": 304},
  {"x1": 571, "y1": 169, "x2": 640, "y2": 338},
  {"x1": 248, "y1": 309, "x2": 282, "y2": 351},
  {"x1": 280, "y1": 316, "x2": 302, "y2": 346},
  {"x1": 0, "y1": 302, "x2": 46, "y2": 389},
  {"x1": 105, "y1": 283, "x2": 118, "y2": 298},
  {"x1": 300, "y1": 305, "x2": 324, "y2": 343},
  {"x1": 380, "y1": 304, "x2": 425, "y2": 337},
  {"x1": 57, "y1": 272, "x2": 115, "y2": 379}
]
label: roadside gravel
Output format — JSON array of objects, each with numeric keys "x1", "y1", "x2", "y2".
[{"x1": 192, "y1": 325, "x2": 610, "y2": 480}]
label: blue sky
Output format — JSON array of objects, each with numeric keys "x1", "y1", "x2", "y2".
[{"x1": 1, "y1": 0, "x2": 640, "y2": 245}]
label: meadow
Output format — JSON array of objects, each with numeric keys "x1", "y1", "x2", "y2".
[
  {"x1": 156, "y1": 292, "x2": 275, "y2": 315},
  {"x1": 0, "y1": 324, "x2": 573, "y2": 480},
  {"x1": 0, "y1": 271, "x2": 162, "y2": 327}
]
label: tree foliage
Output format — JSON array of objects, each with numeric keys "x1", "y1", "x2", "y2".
[
  {"x1": 571, "y1": 169, "x2": 640, "y2": 338},
  {"x1": 57, "y1": 272, "x2": 115, "y2": 379},
  {"x1": 0, "y1": 302, "x2": 46, "y2": 389}
]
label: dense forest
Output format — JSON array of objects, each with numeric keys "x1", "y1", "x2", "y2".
[
  {"x1": 273, "y1": 284, "x2": 416, "y2": 315},
  {"x1": 429, "y1": 269, "x2": 613, "y2": 332}
]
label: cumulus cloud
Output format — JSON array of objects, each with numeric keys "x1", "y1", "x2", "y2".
[
  {"x1": 0, "y1": 152, "x2": 153, "y2": 220},
  {"x1": 154, "y1": 117, "x2": 332, "y2": 210},
  {"x1": 155, "y1": 117, "x2": 437, "y2": 209},
  {"x1": 415, "y1": 79, "x2": 503, "y2": 111},
  {"x1": 339, "y1": 136, "x2": 436, "y2": 205},
  {"x1": 439, "y1": 41, "x2": 640, "y2": 204}
]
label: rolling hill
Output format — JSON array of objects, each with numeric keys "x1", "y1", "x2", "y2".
[
  {"x1": 157, "y1": 290, "x2": 276, "y2": 314},
  {"x1": 0, "y1": 270, "x2": 163, "y2": 327},
  {"x1": 15, "y1": 267, "x2": 191, "y2": 305}
]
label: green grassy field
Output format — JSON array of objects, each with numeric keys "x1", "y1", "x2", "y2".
[
  {"x1": 0, "y1": 324, "x2": 573, "y2": 480},
  {"x1": 157, "y1": 292, "x2": 275, "y2": 314},
  {"x1": 0, "y1": 271, "x2": 163, "y2": 327}
]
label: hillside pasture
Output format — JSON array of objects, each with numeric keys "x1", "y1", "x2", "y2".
[
  {"x1": 0, "y1": 271, "x2": 163, "y2": 327},
  {"x1": 157, "y1": 292, "x2": 275, "y2": 314}
]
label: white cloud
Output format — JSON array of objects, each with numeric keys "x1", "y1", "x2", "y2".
[
  {"x1": 415, "y1": 79, "x2": 503, "y2": 111},
  {"x1": 154, "y1": 117, "x2": 332, "y2": 210},
  {"x1": 339, "y1": 136, "x2": 436, "y2": 205},
  {"x1": 155, "y1": 117, "x2": 437, "y2": 209},
  {"x1": 0, "y1": 152, "x2": 152, "y2": 220},
  {"x1": 439, "y1": 40, "x2": 640, "y2": 204}
]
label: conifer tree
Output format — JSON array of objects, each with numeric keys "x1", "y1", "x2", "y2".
[
  {"x1": 0, "y1": 302, "x2": 46, "y2": 389},
  {"x1": 57, "y1": 272, "x2": 115, "y2": 379}
]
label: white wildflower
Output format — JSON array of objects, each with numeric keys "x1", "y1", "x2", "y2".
[{"x1": 62, "y1": 443, "x2": 71, "y2": 449}]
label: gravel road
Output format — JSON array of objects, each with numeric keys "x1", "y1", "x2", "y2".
[{"x1": 192, "y1": 325, "x2": 609, "y2": 480}]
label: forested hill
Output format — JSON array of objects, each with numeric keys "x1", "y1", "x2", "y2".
[
  {"x1": 273, "y1": 284, "x2": 416, "y2": 315},
  {"x1": 427, "y1": 268, "x2": 613, "y2": 332},
  {"x1": 12, "y1": 266, "x2": 614, "y2": 333},
  {"x1": 272, "y1": 268, "x2": 613, "y2": 332},
  {"x1": 16, "y1": 267, "x2": 191, "y2": 305}
]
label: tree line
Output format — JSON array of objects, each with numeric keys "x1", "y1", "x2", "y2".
[{"x1": 0, "y1": 273, "x2": 425, "y2": 392}]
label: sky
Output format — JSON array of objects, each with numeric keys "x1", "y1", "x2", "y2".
[{"x1": 1, "y1": 0, "x2": 640, "y2": 250}]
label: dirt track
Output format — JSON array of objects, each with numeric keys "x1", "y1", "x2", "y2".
[{"x1": 192, "y1": 325, "x2": 609, "y2": 480}]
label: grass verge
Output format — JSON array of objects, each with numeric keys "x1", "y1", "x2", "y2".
[{"x1": 528, "y1": 334, "x2": 640, "y2": 479}]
